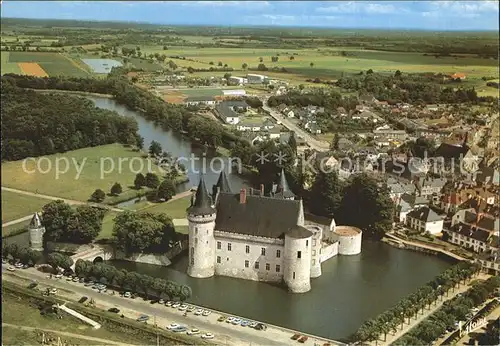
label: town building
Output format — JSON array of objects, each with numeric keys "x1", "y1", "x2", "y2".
[
  {"x1": 227, "y1": 76, "x2": 247, "y2": 86},
  {"x1": 184, "y1": 96, "x2": 217, "y2": 106},
  {"x1": 186, "y1": 170, "x2": 363, "y2": 293},
  {"x1": 247, "y1": 74, "x2": 268, "y2": 84},
  {"x1": 215, "y1": 100, "x2": 248, "y2": 125},
  {"x1": 405, "y1": 206, "x2": 444, "y2": 235},
  {"x1": 395, "y1": 193, "x2": 429, "y2": 223}
]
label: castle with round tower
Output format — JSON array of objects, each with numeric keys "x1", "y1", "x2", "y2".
[{"x1": 187, "y1": 169, "x2": 362, "y2": 293}]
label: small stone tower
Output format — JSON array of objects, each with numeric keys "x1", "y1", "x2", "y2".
[
  {"x1": 275, "y1": 168, "x2": 295, "y2": 200},
  {"x1": 187, "y1": 175, "x2": 217, "y2": 279},
  {"x1": 212, "y1": 170, "x2": 232, "y2": 201},
  {"x1": 28, "y1": 212, "x2": 45, "y2": 251}
]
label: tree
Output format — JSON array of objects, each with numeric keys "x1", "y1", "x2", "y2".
[
  {"x1": 157, "y1": 179, "x2": 176, "y2": 201},
  {"x1": 187, "y1": 66, "x2": 194, "y2": 74},
  {"x1": 6, "y1": 243, "x2": 19, "y2": 260},
  {"x1": 394, "y1": 70, "x2": 402, "y2": 77},
  {"x1": 67, "y1": 205, "x2": 105, "y2": 243},
  {"x1": 209, "y1": 61, "x2": 214, "y2": 65},
  {"x1": 310, "y1": 170, "x2": 343, "y2": 218},
  {"x1": 163, "y1": 45, "x2": 168, "y2": 50},
  {"x1": 90, "y1": 189, "x2": 106, "y2": 203},
  {"x1": 332, "y1": 133, "x2": 340, "y2": 150},
  {"x1": 179, "y1": 285, "x2": 192, "y2": 301},
  {"x1": 47, "y1": 253, "x2": 62, "y2": 272},
  {"x1": 148, "y1": 140, "x2": 162, "y2": 157},
  {"x1": 310, "y1": 62, "x2": 314, "y2": 67},
  {"x1": 298, "y1": 84, "x2": 305, "y2": 91},
  {"x1": 110, "y1": 182, "x2": 123, "y2": 196},
  {"x1": 242, "y1": 63, "x2": 248, "y2": 69},
  {"x1": 144, "y1": 173, "x2": 160, "y2": 189},
  {"x1": 134, "y1": 173, "x2": 146, "y2": 189},
  {"x1": 257, "y1": 63, "x2": 267, "y2": 71},
  {"x1": 288, "y1": 132, "x2": 297, "y2": 154},
  {"x1": 367, "y1": 69, "x2": 374, "y2": 74},
  {"x1": 223, "y1": 72, "x2": 232, "y2": 80},
  {"x1": 259, "y1": 57, "x2": 263, "y2": 62},
  {"x1": 338, "y1": 174, "x2": 394, "y2": 239},
  {"x1": 112, "y1": 212, "x2": 177, "y2": 254},
  {"x1": 41, "y1": 200, "x2": 74, "y2": 241},
  {"x1": 289, "y1": 56, "x2": 295, "y2": 60},
  {"x1": 218, "y1": 61, "x2": 223, "y2": 66}
]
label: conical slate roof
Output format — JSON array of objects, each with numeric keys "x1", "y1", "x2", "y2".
[
  {"x1": 215, "y1": 171, "x2": 232, "y2": 194},
  {"x1": 29, "y1": 213, "x2": 42, "y2": 228},
  {"x1": 188, "y1": 175, "x2": 216, "y2": 216},
  {"x1": 275, "y1": 168, "x2": 295, "y2": 199}
]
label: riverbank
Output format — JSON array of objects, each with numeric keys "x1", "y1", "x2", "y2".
[
  {"x1": 30, "y1": 88, "x2": 114, "y2": 98},
  {"x1": 2, "y1": 267, "x2": 344, "y2": 346}
]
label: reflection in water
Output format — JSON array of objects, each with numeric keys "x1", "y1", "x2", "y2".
[{"x1": 107, "y1": 241, "x2": 452, "y2": 340}]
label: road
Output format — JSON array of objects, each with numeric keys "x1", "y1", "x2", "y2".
[
  {"x1": 2, "y1": 187, "x2": 194, "y2": 228},
  {"x1": 2, "y1": 323, "x2": 135, "y2": 346},
  {"x1": 2, "y1": 266, "x2": 341, "y2": 346},
  {"x1": 260, "y1": 98, "x2": 330, "y2": 152}
]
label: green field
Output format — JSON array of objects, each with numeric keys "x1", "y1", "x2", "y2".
[
  {"x1": 1, "y1": 190, "x2": 50, "y2": 223},
  {"x1": 1, "y1": 51, "x2": 88, "y2": 77},
  {"x1": 128, "y1": 57, "x2": 162, "y2": 72},
  {"x1": 1, "y1": 144, "x2": 160, "y2": 203},
  {"x1": 1, "y1": 52, "x2": 23, "y2": 74}
]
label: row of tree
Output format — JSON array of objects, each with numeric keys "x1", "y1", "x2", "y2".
[
  {"x1": 1, "y1": 81, "x2": 141, "y2": 161},
  {"x1": 47, "y1": 252, "x2": 74, "y2": 272},
  {"x1": 1, "y1": 74, "x2": 245, "y2": 150},
  {"x1": 74, "y1": 259, "x2": 192, "y2": 301},
  {"x1": 352, "y1": 262, "x2": 481, "y2": 344},
  {"x1": 395, "y1": 275, "x2": 500, "y2": 345},
  {"x1": 42, "y1": 201, "x2": 106, "y2": 244},
  {"x1": 2, "y1": 243, "x2": 43, "y2": 266}
]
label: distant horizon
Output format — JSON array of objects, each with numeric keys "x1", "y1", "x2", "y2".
[
  {"x1": 2, "y1": 16, "x2": 499, "y2": 33},
  {"x1": 1, "y1": 1, "x2": 499, "y2": 31}
]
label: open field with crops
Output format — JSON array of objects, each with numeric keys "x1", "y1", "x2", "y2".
[
  {"x1": 1, "y1": 144, "x2": 159, "y2": 203},
  {"x1": 1, "y1": 52, "x2": 89, "y2": 77}
]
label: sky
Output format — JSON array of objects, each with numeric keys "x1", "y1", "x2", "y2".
[{"x1": 1, "y1": 1, "x2": 499, "y2": 31}]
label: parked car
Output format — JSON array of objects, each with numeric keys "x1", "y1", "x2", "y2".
[
  {"x1": 255, "y1": 323, "x2": 267, "y2": 331},
  {"x1": 194, "y1": 309, "x2": 203, "y2": 316},
  {"x1": 202, "y1": 310, "x2": 211, "y2": 316},
  {"x1": 165, "y1": 301, "x2": 173, "y2": 307},
  {"x1": 291, "y1": 334, "x2": 301, "y2": 340},
  {"x1": 187, "y1": 306, "x2": 196, "y2": 312},
  {"x1": 150, "y1": 300, "x2": 158, "y2": 305},
  {"x1": 187, "y1": 328, "x2": 200, "y2": 335},
  {"x1": 167, "y1": 323, "x2": 181, "y2": 330},
  {"x1": 54, "y1": 274, "x2": 63, "y2": 279},
  {"x1": 78, "y1": 296, "x2": 88, "y2": 304},
  {"x1": 249, "y1": 322, "x2": 258, "y2": 328},
  {"x1": 240, "y1": 320, "x2": 250, "y2": 327},
  {"x1": 84, "y1": 282, "x2": 93, "y2": 287},
  {"x1": 201, "y1": 333, "x2": 215, "y2": 339},
  {"x1": 72, "y1": 277, "x2": 79, "y2": 282},
  {"x1": 178, "y1": 304, "x2": 188, "y2": 311},
  {"x1": 7, "y1": 266, "x2": 15, "y2": 272},
  {"x1": 136, "y1": 315, "x2": 149, "y2": 322},
  {"x1": 23, "y1": 264, "x2": 29, "y2": 269},
  {"x1": 158, "y1": 299, "x2": 165, "y2": 304},
  {"x1": 66, "y1": 276, "x2": 73, "y2": 281},
  {"x1": 108, "y1": 307, "x2": 120, "y2": 313},
  {"x1": 28, "y1": 282, "x2": 38, "y2": 289},
  {"x1": 79, "y1": 277, "x2": 85, "y2": 283},
  {"x1": 231, "y1": 318, "x2": 241, "y2": 325},
  {"x1": 298, "y1": 336, "x2": 308, "y2": 343},
  {"x1": 124, "y1": 292, "x2": 131, "y2": 298},
  {"x1": 218, "y1": 316, "x2": 226, "y2": 322},
  {"x1": 173, "y1": 326, "x2": 187, "y2": 333},
  {"x1": 50, "y1": 288, "x2": 58, "y2": 294},
  {"x1": 172, "y1": 302, "x2": 181, "y2": 309},
  {"x1": 15, "y1": 263, "x2": 24, "y2": 268}
]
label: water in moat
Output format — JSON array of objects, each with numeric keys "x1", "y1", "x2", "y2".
[{"x1": 4, "y1": 96, "x2": 453, "y2": 340}]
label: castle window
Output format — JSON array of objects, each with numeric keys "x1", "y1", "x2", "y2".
[
  {"x1": 275, "y1": 265, "x2": 280, "y2": 273},
  {"x1": 293, "y1": 272, "x2": 296, "y2": 279},
  {"x1": 261, "y1": 248, "x2": 266, "y2": 256},
  {"x1": 191, "y1": 257, "x2": 194, "y2": 265},
  {"x1": 190, "y1": 247, "x2": 194, "y2": 256},
  {"x1": 265, "y1": 263, "x2": 270, "y2": 271},
  {"x1": 306, "y1": 240, "x2": 308, "y2": 247},
  {"x1": 217, "y1": 256, "x2": 221, "y2": 264},
  {"x1": 312, "y1": 250, "x2": 316, "y2": 256},
  {"x1": 195, "y1": 227, "x2": 198, "y2": 235},
  {"x1": 228, "y1": 243, "x2": 232, "y2": 251},
  {"x1": 195, "y1": 238, "x2": 198, "y2": 245},
  {"x1": 312, "y1": 259, "x2": 316, "y2": 265},
  {"x1": 245, "y1": 260, "x2": 249, "y2": 268},
  {"x1": 255, "y1": 262, "x2": 259, "y2": 269},
  {"x1": 297, "y1": 251, "x2": 302, "y2": 259},
  {"x1": 217, "y1": 241, "x2": 221, "y2": 250},
  {"x1": 313, "y1": 239, "x2": 317, "y2": 246},
  {"x1": 276, "y1": 250, "x2": 281, "y2": 258},
  {"x1": 246, "y1": 245, "x2": 250, "y2": 254}
]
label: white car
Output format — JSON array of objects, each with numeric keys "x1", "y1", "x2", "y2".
[
  {"x1": 202, "y1": 310, "x2": 211, "y2": 316},
  {"x1": 226, "y1": 317, "x2": 235, "y2": 323},
  {"x1": 167, "y1": 323, "x2": 181, "y2": 330},
  {"x1": 159, "y1": 299, "x2": 165, "y2": 304},
  {"x1": 172, "y1": 302, "x2": 181, "y2": 308},
  {"x1": 124, "y1": 292, "x2": 131, "y2": 298},
  {"x1": 7, "y1": 266, "x2": 15, "y2": 272},
  {"x1": 194, "y1": 309, "x2": 203, "y2": 316},
  {"x1": 55, "y1": 274, "x2": 63, "y2": 279},
  {"x1": 231, "y1": 318, "x2": 241, "y2": 325},
  {"x1": 50, "y1": 288, "x2": 58, "y2": 294},
  {"x1": 165, "y1": 301, "x2": 173, "y2": 307},
  {"x1": 178, "y1": 304, "x2": 188, "y2": 311},
  {"x1": 187, "y1": 328, "x2": 200, "y2": 335},
  {"x1": 201, "y1": 333, "x2": 215, "y2": 339},
  {"x1": 15, "y1": 263, "x2": 24, "y2": 268}
]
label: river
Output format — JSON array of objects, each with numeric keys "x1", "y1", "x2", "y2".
[{"x1": 6, "y1": 96, "x2": 453, "y2": 340}]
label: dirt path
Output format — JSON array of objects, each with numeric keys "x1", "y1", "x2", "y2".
[{"x1": 2, "y1": 323, "x2": 136, "y2": 346}]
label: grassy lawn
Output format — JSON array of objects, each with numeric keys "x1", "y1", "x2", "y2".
[
  {"x1": 1, "y1": 144, "x2": 160, "y2": 203},
  {"x1": 1, "y1": 51, "x2": 23, "y2": 74},
  {"x1": 316, "y1": 133, "x2": 336, "y2": 143},
  {"x1": 2, "y1": 219, "x2": 31, "y2": 238},
  {"x1": 1, "y1": 286, "x2": 148, "y2": 345},
  {"x1": 97, "y1": 211, "x2": 120, "y2": 240},
  {"x1": 137, "y1": 196, "x2": 191, "y2": 219},
  {"x1": 2, "y1": 326, "x2": 96, "y2": 345},
  {"x1": 1, "y1": 190, "x2": 50, "y2": 223}
]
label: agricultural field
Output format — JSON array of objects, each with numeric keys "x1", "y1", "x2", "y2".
[
  {"x1": 1, "y1": 190, "x2": 50, "y2": 223},
  {"x1": 1, "y1": 52, "x2": 89, "y2": 77},
  {"x1": 1, "y1": 144, "x2": 159, "y2": 203},
  {"x1": 128, "y1": 57, "x2": 162, "y2": 72},
  {"x1": 181, "y1": 88, "x2": 223, "y2": 96}
]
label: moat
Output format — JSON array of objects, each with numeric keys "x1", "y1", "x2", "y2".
[{"x1": 5, "y1": 95, "x2": 454, "y2": 340}]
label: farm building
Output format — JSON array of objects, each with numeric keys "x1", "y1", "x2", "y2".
[
  {"x1": 215, "y1": 100, "x2": 249, "y2": 125},
  {"x1": 247, "y1": 74, "x2": 268, "y2": 84},
  {"x1": 184, "y1": 96, "x2": 217, "y2": 106},
  {"x1": 227, "y1": 76, "x2": 247, "y2": 85}
]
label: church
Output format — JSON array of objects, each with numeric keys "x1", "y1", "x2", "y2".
[{"x1": 186, "y1": 170, "x2": 363, "y2": 293}]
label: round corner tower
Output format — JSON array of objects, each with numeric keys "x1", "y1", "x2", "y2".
[
  {"x1": 28, "y1": 212, "x2": 45, "y2": 251},
  {"x1": 187, "y1": 176, "x2": 217, "y2": 279},
  {"x1": 283, "y1": 226, "x2": 313, "y2": 293}
]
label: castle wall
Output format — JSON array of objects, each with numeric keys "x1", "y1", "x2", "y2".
[
  {"x1": 214, "y1": 231, "x2": 285, "y2": 282},
  {"x1": 187, "y1": 213, "x2": 217, "y2": 278},
  {"x1": 283, "y1": 235, "x2": 312, "y2": 293},
  {"x1": 320, "y1": 242, "x2": 339, "y2": 263},
  {"x1": 114, "y1": 251, "x2": 172, "y2": 266}
]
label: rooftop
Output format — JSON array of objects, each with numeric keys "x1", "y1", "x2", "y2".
[{"x1": 334, "y1": 226, "x2": 362, "y2": 236}]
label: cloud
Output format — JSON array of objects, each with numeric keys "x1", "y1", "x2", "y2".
[
  {"x1": 317, "y1": 1, "x2": 401, "y2": 14},
  {"x1": 424, "y1": 1, "x2": 499, "y2": 17},
  {"x1": 243, "y1": 14, "x2": 340, "y2": 26},
  {"x1": 181, "y1": 1, "x2": 270, "y2": 9}
]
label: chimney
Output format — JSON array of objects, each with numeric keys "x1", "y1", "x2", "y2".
[
  {"x1": 260, "y1": 184, "x2": 264, "y2": 196},
  {"x1": 240, "y1": 188, "x2": 247, "y2": 204}
]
